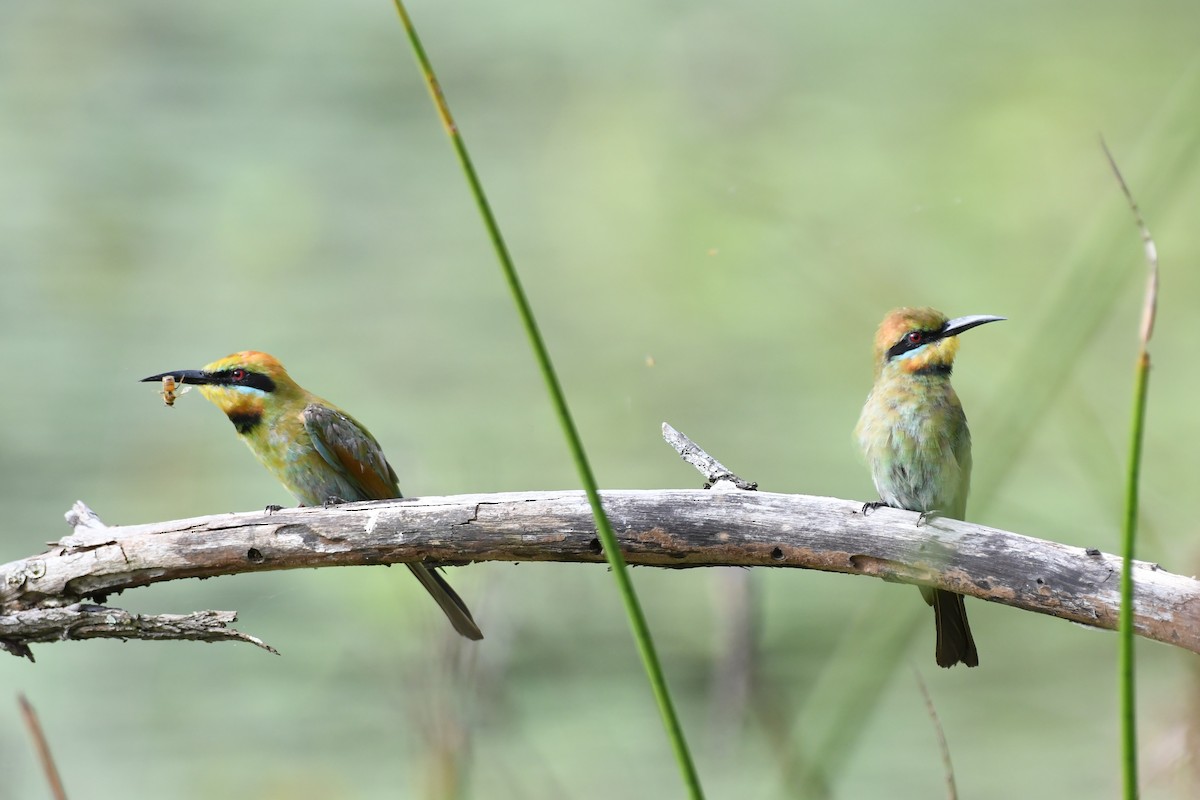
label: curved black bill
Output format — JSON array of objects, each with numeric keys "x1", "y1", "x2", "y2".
[
  {"x1": 140, "y1": 369, "x2": 212, "y2": 385},
  {"x1": 942, "y1": 315, "x2": 1005, "y2": 338}
]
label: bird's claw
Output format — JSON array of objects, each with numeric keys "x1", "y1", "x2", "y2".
[
  {"x1": 322, "y1": 496, "x2": 346, "y2": 509},
  {"x1": 861, "y1": 501, "x2": 888, "y2": 515},
  {"x1": 916, "y1": 509, "x2": 943, "y2": 527},
  {"x1": 264, "y1": 504, "x2": 283, "y2": 515}
]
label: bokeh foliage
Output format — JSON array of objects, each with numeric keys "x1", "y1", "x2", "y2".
[{"x1": 1, "y1": 1, "x2": 1199, "y2": 797}]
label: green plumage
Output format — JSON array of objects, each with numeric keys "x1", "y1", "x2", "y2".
[
  {"x1": 856, "y1": 374, "x2": 972, "y2": 520},
  {"x1": 855, "y1": 308, "x2": 1003, "y2": 668},
  {"x1": 142, "y1": 350, "x2": 483, "y2": 642}
]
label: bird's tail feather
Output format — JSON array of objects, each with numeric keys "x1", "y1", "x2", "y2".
[
  {"x1": 929, "y1": 588, "x2": 978, "y2": 668},
  {"x1": 407, "y1": 563, "x2": 484, "y2": 641}
]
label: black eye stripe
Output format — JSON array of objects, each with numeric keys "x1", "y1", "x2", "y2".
[
  {"x1": 885, "y1": 328, "x2": 945, "y2": 361},
  {"x1": 210, "y1": 369, "x2": 276, "y2": 393}
]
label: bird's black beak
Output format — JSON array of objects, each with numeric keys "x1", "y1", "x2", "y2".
[
  {"x1": 140, "y1": 369, "x2": 214, "y2": 386},
  {"x1": 941, "y1": 315, "x2": 1005, "y2": 338}
]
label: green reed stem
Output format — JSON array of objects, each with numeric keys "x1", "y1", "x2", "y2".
[
  {"x1": 1119, "y1": 353, "x2": 1148, "y2": 799},
  {"x1": 1103, "y1": 137, "x2": 1156, "y2": 800},
  {"x1": 390, "y1": 4, "x2": 705, "y2": 797}
]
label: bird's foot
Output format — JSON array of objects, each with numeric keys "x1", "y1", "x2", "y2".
[
  {"x1": 264, "y1": 504, "x2": 283, "y2": 515},
  {"x1": 916, "y1": 509, "x2": 943, "y2": 527},
  {"x1": 322, "y1": 496, "x2": 346, "y2": 509},
  {"x1": 861, "y1": 500, "x2": 889, "y2": 515}
]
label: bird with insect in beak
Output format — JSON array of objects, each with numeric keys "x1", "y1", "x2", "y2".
[
  {"x1": 854, "y1": 308, "x2": 1004, "y2": 668},
  {"x1": 142, "y1": 351, "x2": 483, "y2": 641}
]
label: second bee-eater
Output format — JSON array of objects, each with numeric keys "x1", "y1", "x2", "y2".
[
  {"x1": 854, "y1": 307, "x2": 1003, "y2": 668},
  {"x1": 142, "y1": 351, "x2": 483, "y2": 641}
]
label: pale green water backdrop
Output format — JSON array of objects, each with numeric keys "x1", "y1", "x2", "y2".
[{"x1": 2, "y1": 2, "x2": 1199, "y2": 797}]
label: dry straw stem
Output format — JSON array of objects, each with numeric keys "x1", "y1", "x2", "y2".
[
  {"x1": 1100, "y1": 137, "x2": 1159, "y2": 345},
  {"x1": 1, "y1": 489, "x2": 1197, "y2": 658},
  {"x1": 17, "y1": 694, "x2": 69, "y2": 800},
  {"x1": 912, "y1": 668, "x2": 958, "y2": 800}
]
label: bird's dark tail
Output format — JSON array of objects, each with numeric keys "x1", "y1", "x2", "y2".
[
  {"x1": 924, "y1": 587, "x2": 978, "y2": 668},
  {"x1": 407, "y1": 563, "x2": 484, "y2": 641}
]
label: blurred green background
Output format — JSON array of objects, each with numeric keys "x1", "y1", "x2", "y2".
[{"x1": 2, "y1": 1, "x2": 1199, "y2": 797}]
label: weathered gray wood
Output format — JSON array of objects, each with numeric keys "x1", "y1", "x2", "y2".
[
  {"x1": 0, "y1": 491, "x2": 1196, "y2": 656},
  {"x1": 661, "y1": 422, "x2": 757, "y2": 490},
  {"x1": 0, "y1": 604, "x2": 276, "y2": 661}
]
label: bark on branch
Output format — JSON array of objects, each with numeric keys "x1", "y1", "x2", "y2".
[
  {"x1": 1, "y1": 490, "x2": 1197, "y2": 658},
  {"x1": 0, "y1": 605, "x2": 277, "y2": 661}
]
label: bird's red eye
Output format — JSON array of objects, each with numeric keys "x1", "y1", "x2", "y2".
[
  {"x1": 231, "y1": 369, "x2": 246, "y2": 381},
  {"x1": 906, "y1": 331, "x2": 923, "y2": 344}
]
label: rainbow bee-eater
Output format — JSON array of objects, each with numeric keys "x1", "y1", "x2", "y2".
[
  {"x1": 142, "y1": 351, "x2": 483, "y2": 641},
  {"x1": 854, "y1": 308, "x2": 1003, "y2": 668}
]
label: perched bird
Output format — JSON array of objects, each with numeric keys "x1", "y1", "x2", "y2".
[
  {"x1": 854, "y1": 308, "x2": 1003, "y2": 668},
  {"x1": 142, "y1": 351, "x2": 483, "y2": 641}
]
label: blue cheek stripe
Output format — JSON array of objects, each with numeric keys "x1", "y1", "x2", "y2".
[{"x1": 894, "y1": 344, "x2": 928, "y2": 361}]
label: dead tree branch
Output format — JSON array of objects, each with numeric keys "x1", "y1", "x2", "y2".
[
  {"x1": 0, "y1": 490, "x2": 1197, "y2": 658},
  {"x1": 1, "y1": 425, "x2": 1196, "y2": 659},
  {"x1": 1, "y1": 605, "x2": 277, "y2": 661},
  {"x1": 662, "y1": 422, "x2": 758, "y2": 490}
]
